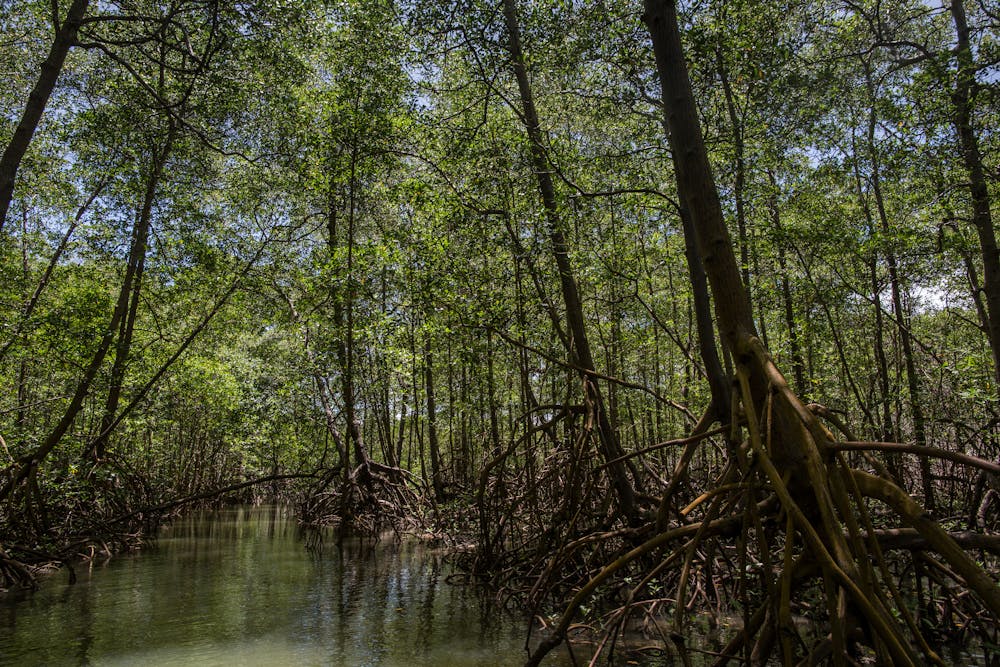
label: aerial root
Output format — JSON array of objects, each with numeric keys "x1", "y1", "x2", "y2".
[
  {"x1": 299, "y1": 458, "x2": 424, "y2": 541},
  {"x1": 517, "y1": 340, "x2": 999, "y2": 666}
]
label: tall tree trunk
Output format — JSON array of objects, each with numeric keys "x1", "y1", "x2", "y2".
[
  {"x1": 500, "y1": 0, "x2": 638, "y2": 523},
  {"x1": 767, "y1": 174, "x2": 806, "y2": 396},
  {"x1": 679, "y1": 203, "x2": 730, "y2": 419},
  {"x1": 0, "y1": 0, "x2": 90, "y2": 233},
  {"x1": 424, "y1": 333, "x2": 445, "y2": 500},
  {"x1": 87, "y1": 123, "x2": 176, "y2": 460},
  {"x1": 854, "y1": 63, "x2": 932, "y2": 505},
  {"x1": 326, "y1": 136, "x2": 368, "y2": 480},
  {"x1": 868, "y1": 257, "x2": 896, "y2": 440},
  {"x1": 848, "y1": 130, "x2": 899, "y2": 463},
  {"x1": 716, "y1": 44, "x2": 753, "y2": 316},
  {"x1": 638, "y1": 3, "x2": 938, "y2": 663},
  {"x1": 866, "y1": 136, "x2": 932, "y2": 508},
  {"x1": 951, "y1": 0, "x2": 1000, "y2": 393},
  {"x1": 339, "y1": 147, "x2": 368, "y2": 470},
  {"x1": 643, "y1": 1, "x2": 756, "y2": 354}
]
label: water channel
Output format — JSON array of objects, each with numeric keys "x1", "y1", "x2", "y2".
[
  {"x1": 0, "y1": 506, "x2": 637, "y2": 666},
  {"x1": 3, "y1": 505, "x2": 985, "y2": 666}
]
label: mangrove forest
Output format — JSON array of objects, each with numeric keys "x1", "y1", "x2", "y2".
[{"x1": 2, "y1": 0, "x2": 1000, "y2": 664}]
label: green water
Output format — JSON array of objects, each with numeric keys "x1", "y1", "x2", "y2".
[
  {"x1": 6, "y1": 507, "x2": 984, "y2": 666},
  {"x1": 0, "y1": 506, "x2": 580, "y2": 666}
]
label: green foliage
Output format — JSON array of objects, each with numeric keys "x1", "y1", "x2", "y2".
[{"x1": 0, "y1": 0, "x2": 998, "y2": 575}]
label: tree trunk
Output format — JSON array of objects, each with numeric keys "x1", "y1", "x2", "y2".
[
  {"x1": 500, "y1": 0, "x2": 638, "y2": 524},
  {"x1": 0, "y1": 0, "x2": 90, "y2": 233},
  {"x1": 848, "y1": 129, "x2": 900, "y2": 467},
  {"x1": 767, "y1": 174, "x2": 806, "y2": 396},
  {"x1": 88, "y1": 124, "x2": 176, "y2": 460},
  {"x1": 424, "y1": 333, "x2": 445, "y2": 500},
  {"x1": 950, "y1": 0, "x2": 1000, "y2": 393},
  {"x1": 640, "y1": 2, "x2": 934, "y2": 662},
  {"x1": 487, "y1": 330, "x2": 502, "y2": 459},
  {"x1": 338, "y1": 147, "x2": 368, "y2": 471},
  {"x1": 0, "y1": 181, "x2": 153, "y2": 500},
  {"x1": 868, "y1": 141, "x2": 932, "y2": 508},
  {"x1": 854, "y1": 63, "x2": 932, "y2": 505},
  {"x1": 679, "y1": 203, "x2": 730, "y2": 419},
  {"x1": 716, "y1": 44, "x2": 753, "y2": 317}
]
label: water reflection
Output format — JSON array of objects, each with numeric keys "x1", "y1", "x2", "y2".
[{"x1": 0, "y1": 506, "x2": 574, "y2": 666}]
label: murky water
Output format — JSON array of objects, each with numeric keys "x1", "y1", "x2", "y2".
[
  {"x1": 3, "y1": 506, "x2": 986, "y2": 666},
  {"x1": 0, "y1": 506, "x2": 582, "y2": 666}
]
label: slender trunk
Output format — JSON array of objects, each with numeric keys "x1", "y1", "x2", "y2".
[
  {"x1": 341, "y1": 147, "x2": 367, "y2": 469},
  {"x1": 15, "y1": 214, "x2": 30, "y2": 433},
  {"x1": 606, "y1": 301, "x2": 621, "y2": 446},
  {"x1": 410, "y1": 320, "x2": 423, "y2": 480},
  {"x1": 514, "y1": 257, "x2": 538, "y2": 411},
  {"x1": 500, "y1": 0, "x2": 638, "y2": 523},
  {"x1": 16, "y1": 361, "x2": 28, "y2": 434},
  {"x1": 460, "y1": 359, "x2": 469, "y2": 484},
  {"x1": 653, "y1": 324, "x2": 663, "y2": 440},
  {"x1": 447, "y1": 342, "x2": 455, "y2": 480},
  {"x1": 394, "y1": 397, "x2": 407, "y2": 469},
  {"x1": 0, "y1": 0, "x2": 90, "y2": 232},
  {"x1": 0, "y1": 179, "x2": 106, "y2": 365},
  {"x1": 717, "y1": 45, "x2": 753, "y2": 315},
  {"x1": 869, "y1": 258, "x2": 896, "y2": 441},
  {"x1": 951, "y1": 0, "x2": 1000, "y2": 392},
  {"x1": 487, "y1": 330, "x2": 502, "y2": 459},
  {"x1": 679, "y1": 203, "x2": 731, "y2": 419},
  {"x1": 327, "y1": 138, "x2": 367, "y2": 476},
  {"x1": 861, "y1": 67, "x2": 932, "y2": 507},
  {"x1": 767, "y1": 177, "x2": 806, "y2": 396},
  {"x1": 0, "y1": 193, "x2": 150, "y2": 500},
  {"x1": 848, "y1": 134, "x2": 896, "y2": 446},
  {"x1": 424, "y1": 333, "x2": 444, "y2": 500},
  {"x1": 873, "y1": 180, "x2": 932, "y2": 506},
  {"x1": 88, "y1": 125, "x2": 175, "y2": 460},
  {"x1": 379, "y1": 271, "x2": 396, "y2": 467}
]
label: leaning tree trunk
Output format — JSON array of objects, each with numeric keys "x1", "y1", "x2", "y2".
[
  {"x1": 0, "y1": 173, "x2": 155, "y2": 504},
  {"x1": 0, "y1": 0, "x2": 90, "y2": 233},
  {"x1": 87, "y1": 123, "x2": 176, "y2": 461}
]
